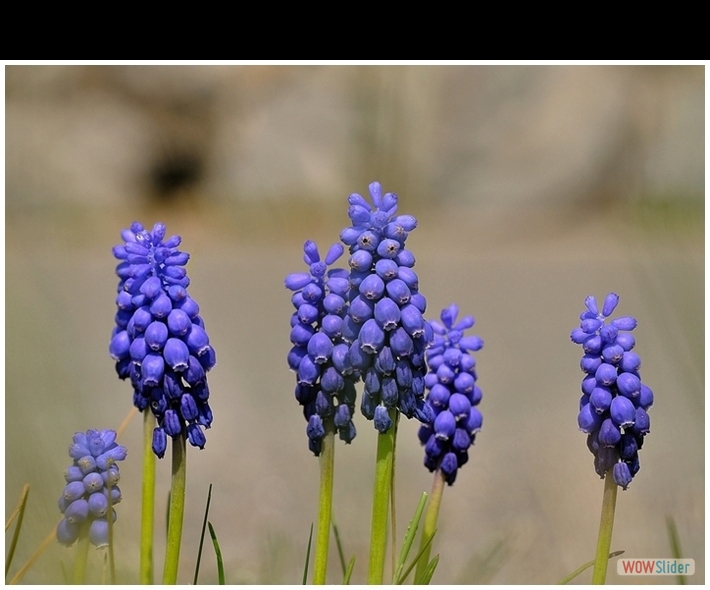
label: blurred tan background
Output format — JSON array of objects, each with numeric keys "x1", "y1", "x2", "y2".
[{"x1": 5, "y1": 64, "x2": 704, "y2": 584}]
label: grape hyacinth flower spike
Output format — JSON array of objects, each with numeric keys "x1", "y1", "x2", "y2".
[
  {"x1": 571, "y1": 292, "x2": 653, "y2": 490},
  {"x1": 340, "y1": 181, "x2": 435, "y2": 584},
  {"x1": 415, "y1": 304, "x2": 483, "y2": 583},
  {"x1": 419, "y1": 304, "x2": 484, "y2": 486},
  {"x1": 571, "y1": 292, "x2": 653, "y2": 584},
  {"x1": 285, "y1": 240, "x2": 358, "y2": 455},
  {"x1": 286, "y1": 240, "x2": 359, "y2": 583},
  {"x1": 57, "y1": 429, "x2": 127, "y2": 548},
  {"x1": 109, "y1": 221, "x2": 216, "y2": 458},
  {"x1": 110, "y1": 221, "x2": 215, "y2": 583},
  {"x1": 339, "y1": 181, "x2": 434, "y2": 433}
]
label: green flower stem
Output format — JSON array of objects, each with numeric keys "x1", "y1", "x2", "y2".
[
  {"x1": 107, "y1": 474, "x2": 116, "y2": 585},
  {"x1": 390, "y1": 414, "x2": 399, "y2": 578},
  {"x1": 313, "y1": 422, "x2": 336, "y2": 585},
  {"x1": 140, "y1": 411, "x2": 156, "y2": 584},
  {"x1": 163, "y1": 434, "x2": 187, "y2": 585},
  {"x1": 367, "y1": 408, "x2": 398, "y2": 585},
  {"x1": 72, "y1": 523, "x2": 91, "y2": 585},
  {"x1": 592, "y1": 471, "x2": 618, "y2": 584},
  {"x1": 415, "y1": 469, "x2": 445, "y2": 582}
]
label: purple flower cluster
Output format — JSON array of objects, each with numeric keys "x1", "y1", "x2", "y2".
[
  {"x1": 109, "y1": 222, "x2": 215, "y2": 458},
  {"x1": 340, "y1": 182, "x2": 433, "y2": 432},
  {"x1": 57, "y1": 430, "x2": 127, "y2": 548},
  {"x1": 571, "y1": 293, "x2": 653, "y2": 490},
  {"x1": 286, "y1": 240, "x2": 358, "y2": 455},
  {"x1": 418, "y1": 305, "x2": 483, "y2": 485}
]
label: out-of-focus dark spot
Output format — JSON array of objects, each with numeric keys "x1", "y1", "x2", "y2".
[{"x1": 150, "y1": 151, "x2": 202, "y2": 198}]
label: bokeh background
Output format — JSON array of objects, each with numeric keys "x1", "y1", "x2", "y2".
[{"x1": 5, "y1": 64, "x2": 704, "y2": 584}]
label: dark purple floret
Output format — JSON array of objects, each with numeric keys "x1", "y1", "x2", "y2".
[
  {"x1": 571, "y1": 293, "x2": 653, "y2": 490},
  {"x1": 286, "y1": 240, "x2": 358, "y2": 455},
  {"x1": 419, "y1": 304, "x2": 484, "y2": 486},
  {"x1": 57, "y1": 430, "x2": 126, "y2": 548},
  {"x1": 110, "y1": 222, "x2": 215, "y2": 458}
]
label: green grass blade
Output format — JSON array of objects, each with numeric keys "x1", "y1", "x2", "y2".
[
  {"x1": 60, "y1": 560, "x2": 69, "y2": 584},
  {"x1": 415, "y1": 471, "x2": 445, "y2": 582},
  {"x1": 207, "y1": 522, "x2": 225, "y2": 585},
  {"x1": 454, "y1": 536, "x2": 510, "y2": 584},
  {"x1": 558, "y1": 551, "x2": 625, "y2": 584},
  {"x1": 343, "y1": 555, "x2": 356, "y2": 585},
  {"x1": 332, "y1": 517, "x2": 347, "y2": 577},
  {"x1": 7, "y1": 528, "x2": 56, "y2": 584},
  {"x1": 302, "y1": 523, "x2": 314, "y2": 585},
  {"x1": 5, "y1": 484, "x2": 29, "y2": 532},
  {"x1": 193, "y1": 484, "x2": 214, "y2": 585},
  {"x1": 415, "y1": 555, "x2": 439, "y2": 585},
  {"x1": 5, "y1": 484, "x2": 30, "y2": 577},
  {"x1": 392, "y1": 492, "x2": 428, "y2": 584},
  {"x1": 402, "y1": 528, "x2": 437, "y2": 585},
  {"x1": 666, "y1": 516, "x2": 686, "y2": 585}
]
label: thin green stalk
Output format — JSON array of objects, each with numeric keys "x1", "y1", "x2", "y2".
[
  {"x1": 313, "y1": 424, "x2": 335, "y2": 584},
  {"x1": 390, "y1": 414, "x2": 399, "y2": 578},
  {"x1": 414, "y1": 469, "x2": 445, "y2": 583},
  {"x1": 102, "y1": 550, "x2": 109, "y2": 584},
  {"x1": 107, "y1": 474, "x2": 116, "y2": 585},
  {"x1": 591, "y1": 471, "x2": 618, "y2": 584},
  {"x1": 72, "y1": 523, "x2": 91, "y2": 585},
  {"x1": 163, "y1": 434, "x2": 187, "y2": 584},
  {"x1": 367, "y1": 408, "x2": 397, "y2": 585},
  {"x1": 141, "y1": 411, "x2": 156, "y2": 584}
]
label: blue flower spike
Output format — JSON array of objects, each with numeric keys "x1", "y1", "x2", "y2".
[
  {"x1": 418, "y1": 304, "x2": 483, "y2": 485},
  {"x1": 571, "y1": 293, "x2": 653, "y2": 490},
  {"x1": 340, "y1": 182, "x2": 434, "y2": 432},
  {"x1": 57, "y1": 429, "x2": 127, "y2": 547},
  {"x1": 111, "y1": 222, "x2": 215, "y2": 458},
  {"x1": 286, "y1": 240, "x2": 358, "y2": 455}
]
